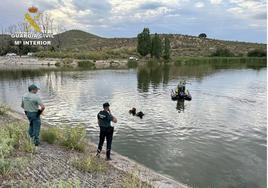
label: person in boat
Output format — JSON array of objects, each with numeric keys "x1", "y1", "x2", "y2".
[
  {"x1": 175, "y1": 81, "x2": 186, "y2": 96},
  {"x1": 21, "y1": 84, "x2": 45, "y2": 146},
  {"x1": 96, "y1": 102, "x2": 117, "y2": 160}
]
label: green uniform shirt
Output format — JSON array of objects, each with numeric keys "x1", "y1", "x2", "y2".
[{"x1": 21, "y1": 92, "x2": 43, "y2": 112}]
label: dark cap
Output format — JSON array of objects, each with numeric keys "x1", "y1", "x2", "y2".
[
  {"x1": 28, "y1": 84, "x2": 40, "y2": 92},
  {"x1": 103, "y1": 102, "x2": 110, "y2": 108}
]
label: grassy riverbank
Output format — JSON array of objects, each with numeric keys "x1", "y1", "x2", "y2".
[{"x1": 0, "y1": 105, "x2": 151, "y2": 188}]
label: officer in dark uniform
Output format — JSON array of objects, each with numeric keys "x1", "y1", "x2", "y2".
[{"x1": 96, "y1": 102, "x2": 117, "y2": 160}]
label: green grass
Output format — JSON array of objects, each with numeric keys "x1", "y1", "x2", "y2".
[
  {"x1": 0, "y1": 157, "x2": 28, "y2": 176},
  {"x1": 41, "y1": 128, "x2": 58, "y2": 144},
  {"x1": 35, "y1": 51, "x2": 110, "y2": 60},
  {"x1": 174, "y1": 56, "x2": 267, "y2": 66},
  {"x1": 0, "y1": 104, "x2": 9, "y2": 115},
  {"x1": 0, "y1": 122, "x2": 35, "y2": 175},
  {"x1": 41, "y1": 125, "x2": 86, "y2": 152},
  {"x1": 34, "y1": 47, "x2": 138, "y2": 61},
  {"x1": 122, "y1": 170, "x2": 151, "y2": 188},
  {"x1": 77, "y1": 60, "x2": 95, "y2": 68},
  {"x1": 128, "y1": 59, "x2": 138, "y2": 68},
  {"x1": 72, "y1": 155, "x2": 107, "y2": 173}
]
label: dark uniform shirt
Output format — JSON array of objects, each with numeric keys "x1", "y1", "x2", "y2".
[{"x1": 97, "y1": 110, "x2": 113, "y2": 128}]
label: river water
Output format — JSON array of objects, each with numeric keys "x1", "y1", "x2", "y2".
[{"x1": 0, "y1": 61, "x2": 266, "y2": 188}]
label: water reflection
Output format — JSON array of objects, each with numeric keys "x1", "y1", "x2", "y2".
[
  {"x1": 0, "y1": 60, "x2": 266, "y2": 188},
  {"x1": 176, "y1": 99, "x2": 185, "y2": 113}
]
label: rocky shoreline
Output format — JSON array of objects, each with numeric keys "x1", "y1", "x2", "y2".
[
  {"x1": 0, "y1": 56, "x2": 131, "y2": 69},
  {"x1": 1, "y1": 110, "x2": 189, "y2": 188}
]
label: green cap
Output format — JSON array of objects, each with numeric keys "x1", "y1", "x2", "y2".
[{"x1": 28, "y1": 84, "x2": 40, "y2": 92}]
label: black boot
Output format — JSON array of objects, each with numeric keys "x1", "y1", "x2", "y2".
[
  {"x1": 106, "y1": 149, "x2": 112, "y2": 161},
  {"x1": 96, "y1": 149, "x2": 101, "y2": 158}
]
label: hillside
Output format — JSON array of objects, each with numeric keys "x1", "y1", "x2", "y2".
[
  {"x1": 54, "y1": 30, "x2": 266, "y2": 57},
  {"x1": 53, "y1": 30, "x2": 136, "y2": 52},
  {"x1": 0, "y1": 29, "x2": 266, "y2": 57}
]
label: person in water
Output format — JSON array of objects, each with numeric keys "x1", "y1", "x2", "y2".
[
  {"x1": 175, "y1": 81, "x2": 186, "y2": 96},
  {"x1": 21, "y1": 84, "x2": 45, "y2": 146},
  {"x1": 96, "y1": 102, "x2": 117, "y2": 160},
  {"x1": 129, "y1": 107, "x2": 144, "y2": 119}
]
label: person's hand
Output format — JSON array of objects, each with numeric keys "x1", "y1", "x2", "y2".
[
  {"x1": 112, "y1": 116, "x2": 117, "y2": 123},
  {"x1": 37, "y1": 109, "x2": 43, "y2": 116}
]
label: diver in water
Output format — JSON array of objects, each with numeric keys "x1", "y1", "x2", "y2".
[
  {"x1": 175, "y1": 81, "x2": 186, "y2": 96},
  {"x1": 129, "y1": 107, "x2": 144, "y2": 119},
  {"x1": 176, "y1": 99, "x2": 185, "y2": 113}
]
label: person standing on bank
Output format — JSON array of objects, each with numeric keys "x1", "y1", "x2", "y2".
[
  {"x1": 96, "y1": 102, "x2": 117, "y2": 160},
  {"x1": 21, "y1": 84, "x2": 45, "y2": 146}
]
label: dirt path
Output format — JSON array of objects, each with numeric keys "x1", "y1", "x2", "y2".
[{"x1": 1, "y1": 143, "x2": 124, "y2": 188}]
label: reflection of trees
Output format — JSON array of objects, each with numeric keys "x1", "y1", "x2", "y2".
[
  {"x1": 150, "y1": 65, "x2": 162, "y2": 88},
  {"x1": 0, "y1": 69, "x2": 45, "y2": 80},
  {"x1": 136, "y1": 59, "x2": 266, "y2": 93},
  {"x1": 137, "y1": 68, "x2": 150, "y2": 92},
  {"x1": 137, "y1": 64, "x2": 170, "y2": 92}
]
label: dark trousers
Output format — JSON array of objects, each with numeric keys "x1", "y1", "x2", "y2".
[
  {"x1": 97, "y1": 126, "x2": 114, "y2": 152},
  {"x1": 26, "y1": 112, "x2": 41, "y2": 145}
]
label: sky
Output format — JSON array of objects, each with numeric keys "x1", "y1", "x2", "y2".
[{"x1": 0, "y1": 0, "x2": 266, "y2": 43}]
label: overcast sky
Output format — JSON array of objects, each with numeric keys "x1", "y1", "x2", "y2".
[{"x1": 0, "y1": 0, "x2": 266, "y2": 43}]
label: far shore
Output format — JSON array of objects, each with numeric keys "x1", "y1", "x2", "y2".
[{"x1": 0, "y1": 56, "x2": 266, "y2": 71}]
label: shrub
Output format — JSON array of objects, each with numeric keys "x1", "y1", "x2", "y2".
[
  {"x1": 128, "y1": 60, "x2": 138, "y2": 68},
  {"x1": 0, "y1": 122, "x2": 33, "y2": 175},
  {"x1": 123, "y1": 171, "x2": 151, "y2": 188},
  {"x1": 72, "y1": 155, "x2": 107, "y2": 173},
  {"x1": 77, "y1": 60, "x2": 95, "y2": 68},
  {"x1": 0, "y1": 123, "x2": 36, "y2": 156},
  {"x1": 58, "y1": 125, "x2": 86, "y2": 152},
  {"x1": 0, "y1": 157, "x2": 28, "y2": 176},
  {"x1": 198, "y1": 33, "x2": 207, "y2": 38},
  {"x1": 210, "y1": 48, "x2": 234, "y2": 57},
  {"x1": 0, "y1": 104, "x2": 9, "y2": 115},
  {"x1": 40, "y1": 125, "x2": 86, "y2": 152},
  {"x1": 247, "y1": 49, "x2": 267, "y2": 57},
  {"x1": 55, "y1": 62, "x2": 61, "y2": 67},
  {"x1": 0, "y1": 158, "x2": 12, "y2": 175},
  {"x1": 41, "y1": 128, "x2": 58, "y2": 144}
]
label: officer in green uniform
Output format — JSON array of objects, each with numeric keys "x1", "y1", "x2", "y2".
[
  {"x1": 21, "y1": 84, "x2": 45, "y2": 146},
  {"x1": 96, "y1": 102, "x2": 117, "y2": 160}
]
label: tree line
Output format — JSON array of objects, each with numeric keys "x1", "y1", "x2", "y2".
[{"x1": 137, "y1": 28, "x2": 171, "y2": 60}]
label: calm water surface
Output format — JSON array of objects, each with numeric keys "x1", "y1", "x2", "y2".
[{"x1": 0, "y1": 62, "x2": 266, "y2": 188}]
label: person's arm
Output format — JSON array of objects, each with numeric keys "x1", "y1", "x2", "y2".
[
  {"x1": 108, "y1": 109, "x2": 117, "y2": 123},
  {"x1": 40, "y1": 104, "x2": 45, "y2": 111},
  {"x1": 37, "y1": 97, "x2": 45, "y2": 112},
  {"x1": 97, "y1": 113, "x2": 101, "y2": 126}
]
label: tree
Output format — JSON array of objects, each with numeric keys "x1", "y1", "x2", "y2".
[
  {"x1": 163, "y1": 36, "x2": 171, "y2": 60},
  {"x1": 137, "y1": 28, "x2": 151, "y2": 56},
  {"x1": 151, "y1": 33, "x2": 162, "y2": 59},
  {"x1": 198, "y1": 33, "x2": 207, "y2": 38},
  {"x1": 247, "y1": 49, "x2": 266, "y2": 57},
  {"x1": 211, "y1": 48, "x2": 234, "y2": 57}
]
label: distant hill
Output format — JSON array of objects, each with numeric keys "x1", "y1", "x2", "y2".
[
  {"x1": 1, "y1": 29, "x2": 266, "y2": 57},
  {"x1": 53, "y1": 30, "x2": 266, "y2": 57},
  {"x1": 53, "y1": 30, "x2": 137, "y2": 52}
]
